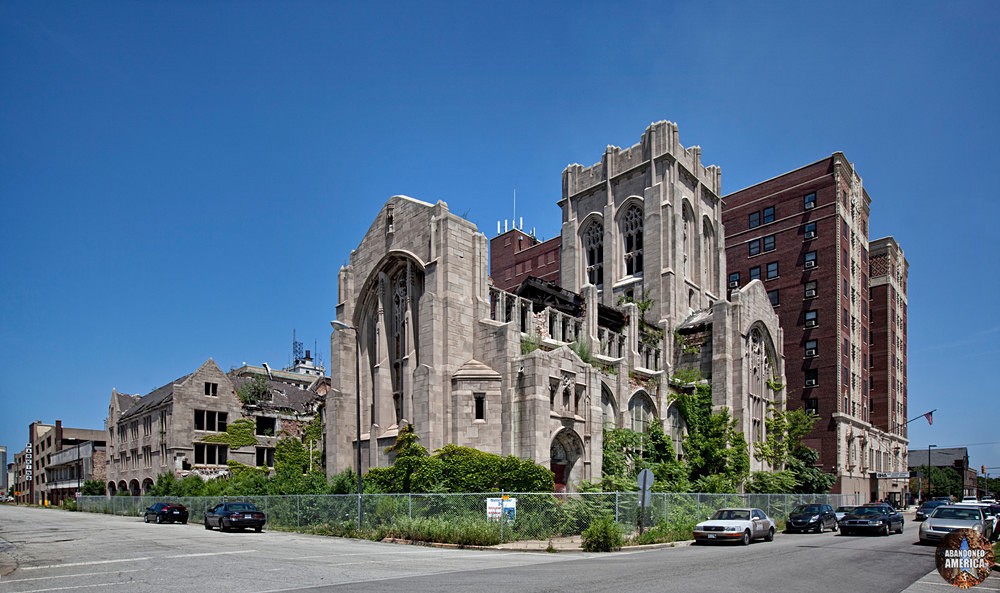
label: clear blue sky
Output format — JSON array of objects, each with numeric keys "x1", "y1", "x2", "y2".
[{"x1": 2, "y1": 1, "x2": 998, "y2": 477}]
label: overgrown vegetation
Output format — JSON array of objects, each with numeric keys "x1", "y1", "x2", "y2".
[
  {"x1": 236, "y1": 375, "x2": 272, "y2": 406},
  {"x1": 521, "y1": 335, "x2": 540, "y2": 354},
  {"x1": 749, "y1": 407, "x2": 835, "y2": 494},
  {"x1": 201, "y1": 418, "x2": 258, "y2": 448},
  {"x1": 365, "y1": 425, "x2": 554, "y2": 493},
  {"x1": 581, "y1": 515, "x2": 624, "y2": 552}
]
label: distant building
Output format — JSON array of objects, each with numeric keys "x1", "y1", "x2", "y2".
[
  {"x1": 908, "y1": 447, "x2": 975, "y2": 499},
  {"x1": 723, "y1": 154, "x2": 909, "y2": 504},
  {"x1": 104, "y1": 358, "x2": 324, "y2": 495},
  {"x1": 11, "y1": 420, "x2": 105, "y2": 505}
]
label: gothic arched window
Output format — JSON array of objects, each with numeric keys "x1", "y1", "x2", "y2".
[
  {"x1": 584, "y1": 221, "x2": 604, "y2": 287},
  {"x1": 622, "y1": 205, "x2": 644, "y2": 276}
]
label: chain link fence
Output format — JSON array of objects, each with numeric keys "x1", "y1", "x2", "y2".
[{"x1": 78, "y1": 491, "x2": 860, "y2": 542}]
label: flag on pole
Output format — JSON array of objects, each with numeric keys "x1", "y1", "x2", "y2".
[{"x1": 923, "y1": 411, "x2": 933, "y2": 426}]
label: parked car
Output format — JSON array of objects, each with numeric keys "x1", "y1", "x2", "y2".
[
  {"x1": 204, "y1": 502, "x2": 267, "y2": 532},
  {"x1": 915, "y1": 500, "x2": 949, "y2": 521},
  {"x1": 918, "y1": 504, "x2": 987, "y2": 544},
  {"x1": 693, "y1": 508, "x2": 776, "y2": 545},
  {"x1": 839, "y1": 504, "x2": 904, "y2": 536},
  {"x1": 953, "y1": 502, "x2": 997, "y2": 536},
  {"x1": 834, "y1": 505, "x2": 856, "y2": 521},
  {"x1": 786, "y1": 503, "x2": 838, "y2": 533},
  {"x1": 143, "y1": 502, "x2": 188, "y2": 524}
]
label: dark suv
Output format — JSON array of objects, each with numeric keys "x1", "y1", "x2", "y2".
[{"x1": 786, "y1": 503, "x2": 838, "y2": 533}]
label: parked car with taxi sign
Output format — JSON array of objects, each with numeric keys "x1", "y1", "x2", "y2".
[{"x1": 693, "y1": 508, "x2": 776, "y2": 545}]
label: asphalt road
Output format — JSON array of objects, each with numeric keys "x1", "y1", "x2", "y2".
[{"x1": 0, "y1": 505, "x2": 979, "y2": 593}]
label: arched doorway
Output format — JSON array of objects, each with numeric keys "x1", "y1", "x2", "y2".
[
  {"x1": 107, "y1": 482, "x2": 117, "y2": 496},
  {"x1": 550, "y1": 428, "x2": 585, "y2": 493},
  {"x1": 141, "y1": 478, "x2": 154, "y2": 495}
]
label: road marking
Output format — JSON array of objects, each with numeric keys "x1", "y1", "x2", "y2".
[
  {"x1": 0, "y1": 569, "x2": 141, "y2": 583},
  {"x1": 19, "y1": 550, "x2": 257, "y2": 571},
  {"x1": 0, "y1": 583, "x2": 132, "y2": 592}
]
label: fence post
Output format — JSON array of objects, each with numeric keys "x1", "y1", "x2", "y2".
[
  {"x1": 408, "y1": 493, "x2": 412, "y2": 519},
  {"x1": 615, "y1": 491, "x2": 620, "y2": 523}
]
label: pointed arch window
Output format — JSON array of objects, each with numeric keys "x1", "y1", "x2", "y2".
[
  {"x1": 584, "y1": 221, "x2": 604, "y2": 287},
  {"x1": 629, "y1": 392, "x2": 654, "y2": 433},
  {"x1": 622, "y1": 205, "x2": 644, "y2": 276}
]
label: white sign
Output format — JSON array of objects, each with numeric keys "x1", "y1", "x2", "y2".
[
  {"x1": 874, "y1": 471, "x2": 909, "y2": 479},
  {"x1": 486, "y1": 497, "x2": 517, "y2": 523}
]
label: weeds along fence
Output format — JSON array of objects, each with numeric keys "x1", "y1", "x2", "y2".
[{"x1": 78, "y1": 492, "x2": 860, "y2": 542}]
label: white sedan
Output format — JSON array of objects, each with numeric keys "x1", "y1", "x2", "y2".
[{"x1": 693, "y1": 507, "x2": 776, "y2": 545}]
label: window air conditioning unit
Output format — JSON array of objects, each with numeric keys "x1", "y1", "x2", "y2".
[
  {"x1": 805, "y1": 202, "x2": 815, "y2": 210},
  {"x1": 805, "y1": 289, "x2": 817, "y2": 298},
  {"x1": 805, "y1": 348, "x2": 817, "y2": 357},
  {"x1": 805, "y1": 378, "x2": 818, "y2": 387},
  {"x1": 805, "y1": 260, "x2": 816, "y2": 269},
  {"x1": 805, "y1": 319, "x2": 817, "y2": 328},
  {"x1": 729, "y1": 280, "x2": 739, "y2": 288},
  {"x1": 805, "y1": 230, "x2": 816, "y2": 239}
]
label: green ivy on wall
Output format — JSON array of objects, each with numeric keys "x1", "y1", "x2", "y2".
[{"x1": 201, "y1": 418, "x2": 258, "y2": 449}]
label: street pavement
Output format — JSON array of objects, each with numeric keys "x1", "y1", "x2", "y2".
[{"x1": 1, "y1": 504, "x2": 997, "y2": 593}]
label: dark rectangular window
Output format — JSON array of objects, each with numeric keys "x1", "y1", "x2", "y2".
[
  {"x1": 763, "y1": 234, "x2": 775, "y2": 252},
  {"x1": 805, "y1": 310, "x2": 818, "y2": 327},
  {"x1": 804, "y1": 222, "x2": 817, "y2": 239},
  {"x1": 766, "y1": 261, "x2": 778, "y2": 279},
  {"x1": 204, "y1": 382, "x2": 218, "y2": 396},
  {"x1": 842, "y1": 219, "x2": 849, "y2": 238},
  {"x1": 763, "y1": 206, "x2": 775, "y2": 224},
  {"x1": 805, "y1": 368, "x2": 818, "y2": 386},
  {"x1": 194, "y1": 443, "x2": 228, "y2": 465},
  {"x1": 767, "y1": 289, "x2": 779, "y2": 306},
  {"x1": 474, "y1": 394, "x2": 485, "y2": 420},
  {"x1": 805, "y1": 280, "x2": 818, "y2": 298},
  {"x1": 256, "y1": 447, "x2": 275, "y2": 468},
  {"x1": 194, "y1": 410, "x2": 227, "y2": 432},
  {"x1": 256, "y1": 417, "x2": 276, "y2": 436},
  {"x1": 728, "y1": 272, "x2": 740, "y2": 287},
  {"x1": 804, "y1": 192, "x2": 816, "y2": 210},
  {"x1": 749, "y1": 239, "x2": 761, "y2": 256},
  {"x1": 805, "y1": 398, "x2": 819, "y2": 415},
  {"x1": 805, "y1": 251, "x2": 817, "y2": 268},
  {"x1": 749, "y1": 266, "x2": 761, "y2": 280},
  {"x1": 805, "y1": 339, "x2": 818, "y2": 356},
  {"x1": 749, "y1": 211, "x2": 761, "y2": 229}
]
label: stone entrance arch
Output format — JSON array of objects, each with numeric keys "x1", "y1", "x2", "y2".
[{"x1": 550, "y1": 428, "x2": 585, "y2": 493}]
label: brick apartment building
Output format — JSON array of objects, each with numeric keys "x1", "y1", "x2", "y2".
[
  {"x1": 723, "y1": 153, "x2": 908, "y2": 503},
  {"x1": 489, "y1": 225, "x2": 561, "y2": 292}
]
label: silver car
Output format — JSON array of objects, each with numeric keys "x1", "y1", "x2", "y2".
[{"x1": 918, "y1": 504, "x2": 987, "y2": 544}]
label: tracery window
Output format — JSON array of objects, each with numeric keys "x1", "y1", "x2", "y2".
[
  {"x1": 622, "y1": 205, "x2": 643, "y2": 276},
  {"x1": 584, "y1": 221, "x2": 604, "y2": 286}
]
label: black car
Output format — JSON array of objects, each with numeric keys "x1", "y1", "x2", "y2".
[
  {"x1": 786, "y1": 503, "x2": 838, "y2": 533},
  {"x1": 839, "y1": 504, "x2": 904, "y2": 536},
  {"x1": 143, "y1": 502, "x2": 188, "y2": 524},
  {"x1": 915, "y1": 500, "x2": 949, "y2": 521},
  {"x1": 204, "y1": 502, "x2": 267, "y2": 532}
]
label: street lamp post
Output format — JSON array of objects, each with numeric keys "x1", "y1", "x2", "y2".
[
  {"x1": 331, "y1": 320, "x2": 363, "y2": 530},
  {"x1": 926, "y1": 444, "x2": 936, "y2": 501}
]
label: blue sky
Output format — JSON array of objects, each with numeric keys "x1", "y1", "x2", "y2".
[{"x1": 2, "y1": 1, "x2": 998, "y2": 477}]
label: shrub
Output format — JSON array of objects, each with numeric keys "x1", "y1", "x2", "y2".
[{"x1": 581, "y1": 515, "x2": 624, "y2": 552}]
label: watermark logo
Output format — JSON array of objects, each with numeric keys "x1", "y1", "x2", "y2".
[{"x1": 935, "y1": 528, "x2": 995, "y2": 589}]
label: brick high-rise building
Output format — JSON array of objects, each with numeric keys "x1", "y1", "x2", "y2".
[
  {"x1": 869, "y1": 237, "x2": 909, "y2": 466},
  {"x1": 723, "y1": 153, "x2": 908, "y2": 504}
]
